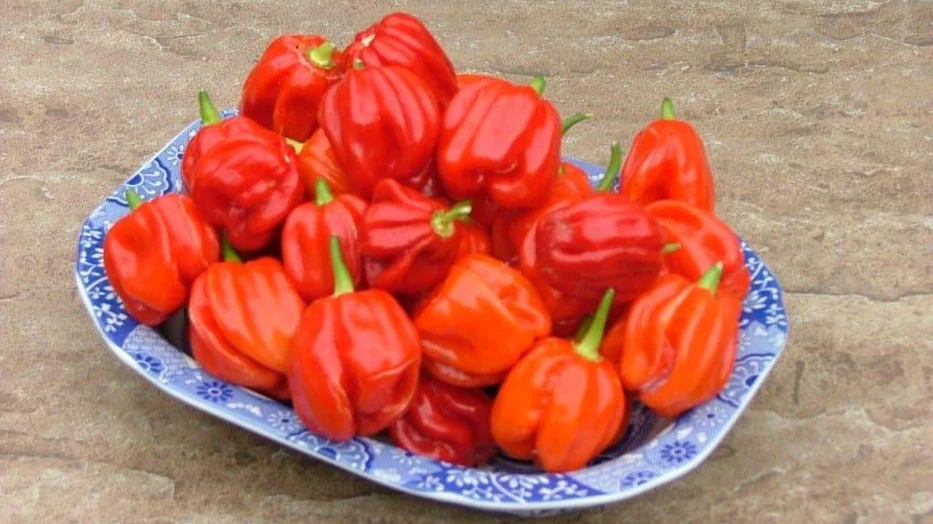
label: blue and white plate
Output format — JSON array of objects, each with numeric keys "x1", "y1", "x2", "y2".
[{"x1": 75, "y1": 112, "x2": 789, "y2": 516}]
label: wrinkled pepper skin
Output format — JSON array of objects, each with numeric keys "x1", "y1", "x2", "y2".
[
  {"x1": 437, "y1": 76, "x2": 561, "y2": 209},
  {"x1": 104, "y1": 192, "x2": 219, "y2": 326},
  {"x1": 491, "y1": 290, "x2": 626, "y2": 472},
  {"x1": 621, "y1": 98, "x2": 715, "y2": 212},
  {"x1": 188, "y1": 257, "x2": 305, "y2": 401},
  {"x1": 615, "y1": 264, "x2": 740, "y2": 418},
  {"x1": 414, "y1": 254, "x2": 551, "y2": 387},
  {"x1": 189, "y1": 126, "x2": 304, "y2": 252},
  {"x1": 320, "y1": 64, "x2": 440, "y2": 198},
  {"x1": 294, "y1": 129, "x2": 352, "y2": 197},
  {"x1": 388, "y1": 373, "x2": 496, "y2": 466},
  {"x1": 344, "y1": 13, "x2": 457, "y2": 108},
  {"x1": 282, "y1": 180, "x2": 367, "y2": 302},
  {"x1": 240, "y1": 35, "x2": 344, "y2": 142},
  {"x1": 645, "y1": 200, "x2": 750, "y2": 300},
  {"x1": 289, "y1": 238, "x2": 422, "y2": 441},
  {"x1": 360, "y1": 179, "x2": 471, "y2": 295}
]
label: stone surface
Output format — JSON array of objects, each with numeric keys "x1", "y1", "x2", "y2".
[{"x1": 1, "y1": 1, "x2": 931, "y2": 522}]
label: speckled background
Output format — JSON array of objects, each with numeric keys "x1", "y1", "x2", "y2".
[{"x1": 1, "y1": 1, "x2": 931, "y2": 523}]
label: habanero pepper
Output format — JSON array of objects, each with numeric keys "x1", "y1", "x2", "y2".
[
  {"x1": 388, "y1": 373, "x2": 496, "y2": 467},
  {"x1": 413, "y1": 254, "x2": 551, "y2": 387},
  {"x1": 188, "y1": 241, "x2": 306, "y2": 401},
  {"x1": 454, "y1": 220, "x2": 492, "y2": 260},
  {"x1": 344, "y1": 13, "x2": 457, "y2": 108},
  {"x1": 360, "y1": 179, "x2": 473, "y2": 295},
  {"x1": 292, "y1": 129, "x2": 353, "y2": 197},
  {"x1": 289, "y1": 237, "x2": 422, "y2": 441},
  {"x1": 437, "y1": 76, "x2": 561, "y2": 209},
  {"x1": 320, "y1": 62, "x2": 440, "y2": 199},
  {"x1": 241, "y1": 35, "x2": 344, "y2": 142},
  {"x1": 490, "y1": 289, "x2": 627, "y2": 473},
  {"x1": 282, "y1": 179, "x2": 367, "y2": 302},
  {"x1": 103, "y1": 189, "x2": 219, "y2": 326},
  {"x1": 621, "y1": 98, "x2": 715, "y2": 212}
]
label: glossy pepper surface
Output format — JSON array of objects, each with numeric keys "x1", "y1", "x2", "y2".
[
  {"x1": 388, "y1": 373, "x2": 496, "y2": 466},
  {"x1": 414, "y1": 254, "x2": 551, "y2": 387},
  {"x1": 614, "y1": 263, "x2": 740, "y2": 418},
  {"x1": 360, "y1": 179, "x2": 473, "y2": 295},
  {"x1": 645, "y1": 200, "x2": 750, "y2": 300},
  {"x1": 289, "y1": 238, "x2": 422, "y2": 441},
  {"x1": 294, "y1": 129, "x2": 352, "y2": 197},
  {"x1": 188, "y1": 106, "x2": 304, "y2": 252},
  {"x1": 437, "y1": 76, "x2": 561, "y2": 209},
  {"x1": 103, "y1": 190, "x2": 219, "y2": 326},
  {"x1": 491, "y1": 290, "x2": 627, "y2": 472},
  {"x1": 320, "y1": 63, "x2": 440, "y2": 198},
  {"x1": 240, "y1": 35, "x2": 344, "y2": 142},
  {"x1": 188, "y1": 245, "x2": 305, "y2": 401},
  {"x1": 454, "y1": 221, "x2": 492, "y2": 260},
  {"x1": 282, "y1": 179, "x2": 367, "y2": 302},
  {"x1": 344, "y1": 13, "x2": 457, "y2": 108},
  {"x1": 621, "y1": 98, "x2": 715, "y2": 212}
]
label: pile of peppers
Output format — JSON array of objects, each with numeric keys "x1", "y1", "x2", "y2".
[{"x1": 102, "y1": 12, "x2": 750, "y2": 473}]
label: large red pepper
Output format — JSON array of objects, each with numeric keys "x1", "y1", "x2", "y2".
[
  {"x1": 240, "y1": 35, "x2": 344, "y2": 142},
  {"x1": 414, "y1": 254, "x2": 551, "y2": 387},
  {"x1": 613, "y1": 263, "x2": 740, "y2": 418},
  {"x1": 344, "y1": 13, "x2": 457, "y2": 108},
  {"x1": 103, "y1": 189, "x2": 219, "y2": 326},
  {"x1": 282, "y1": 179, "x2": 367, "y2": 302},
  {"x1": 188, "y1": 95, "x2": 304, "y2": 252},
  {"x1": 645, "y1": 200, "x2": 750, "y2": 300},
  {"x1": 293, "y1": 129, "x2": 352, "y2": 197},
  {"x1": 289, "y1": 237, "x2": 422, "y2": 441},
  {"x1": 181, "y1": 91, "x2": 268, "y2": 192},
  {"x1": 490, "y1": 289, "x2": 627, "y2": 472},
  {"x1": 360, "y1": 179, "x2": 473, "y2": 295},
  {"x1": 188, "y1": 243, "x2": 305, "y2": 401},
  {"x1": 621, "y1": 98, "x2": 715, "y2": 212},
  {"x1": 320, "y1": 63, "x2": 440, "y2": 198},
  {"x1": 388, "y1": 373, "x2": 496, "y2": 466},
  {"x1": 437, "y1": 76, "x2": 561, "y2": 209}
]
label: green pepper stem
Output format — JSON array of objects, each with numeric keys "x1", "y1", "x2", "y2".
[
  {"x1": 307, "y1": 41, "x2": 336, "y2": 69},
  {"x1": 696, "y1": 262, "x2": 724, "y2": 294},
  {"x1": 352, "y1": 58, "x2": 365, "y2": 70},
  {"x1": 561, "y1": 113, "x2": 591, "y2": 136},
  {"x1": 198, "y1": 90, "x2": 222, "y2": 126},
  {"x1": 430, "y1": 200, "x2": 472, "y2": 238},
  {"x1": 574, "y1": 288, "x2": 616, "y2": 361},
  {"x1": 221, "y1": 236, "x2": 242, "y2": 263},
  {"x1": 315, "y1": 178, "x2": 334, "y2": 207},
  {"x1": 285, "y1": 138, "x2": 304, "y2": 153},
  {"x1": 329, "y1": 236, "x2": 354, "y2": 296},
  {"x1": 661, "y1": 97, "x2": 675, "y2": 120},
  {"x1": 574, "y1": 314, "x2": 594, "y2": 344},
  {"x1": 662, "y1": 242, "x2": 682, "y2": 254},
  {"x1": 125, "y1": 188, "x2": 143, "y2": 210},
  {"x1": 530, "y1": 76, "x2": 546, "y2": 96},
  {"x1": 595, "y1": 142, "x2": 623, "y2": 192}
]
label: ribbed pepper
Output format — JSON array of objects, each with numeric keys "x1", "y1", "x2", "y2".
[
  {"x1": 293, "y1": 129, "x2": 352, "y2": 197},
  {"x1": 103, "y1": 189, "x2": 219, "y2": 326},
  {"x1": 289, "y1": 238, "x2": 422, "y2": 441},
  {"x1": 414, "y1": 254, "x2": 551, "y2": 387}
]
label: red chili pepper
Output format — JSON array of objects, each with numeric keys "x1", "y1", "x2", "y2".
[
  {"x1": 289, "y1": 237, "x2": 422, "y2": 441},
  {"x1": 320, "y1": 62, "x2": 440, "y2": 199},
  {"x1": 621, "y1": 98, "x2": 715, "y2": 212},
  {"x1": 360, "y1": 179, "x2": 473, "y2": 295},
  {"x1": 282, "y1": 179, "x2": 367, "y2": 302},
  {"x1": 414, "y1": 254, "x2": 551, "y2": 387},
  {"x1": 188, "y1": 93, "x2": 304, "y2": 252},
  {"x1": 188, "y1": 242, "x2": 305, "y2": 401},
  {"x1": 454, "y1": 220, "x2": 492, "y2": 260},
  {"x1": 645, "y1": 200, "x2": 750, "y2": 300},
  {"x1": 437, "y1": 76, "x2": 561, "y2": 209},
  {"x1": 293, "y1": 129, "x2": 353, "y2": 197},
  {"x1": 614, "y1": 263, "x2": 740, "y2": 418},
  {"x1": 344, "y1": 13, "x2": 457, "y2": 108},
  {"x1": 103, "y1": 189, "x2": 219, "y2": 326},
  {"x1": 388, "y1": 373, "x2": 496, "y2": 466},
  {"x1": 240, "y1": 35, "x2": 344, "y2": 142},
  {"x1": 491, "y1": 289, "x2": 627, "y2": 472}
]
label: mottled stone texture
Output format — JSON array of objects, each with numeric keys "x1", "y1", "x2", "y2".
[{"x1": 1, "y1": 1, "x2": 931, "y2": 523}]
